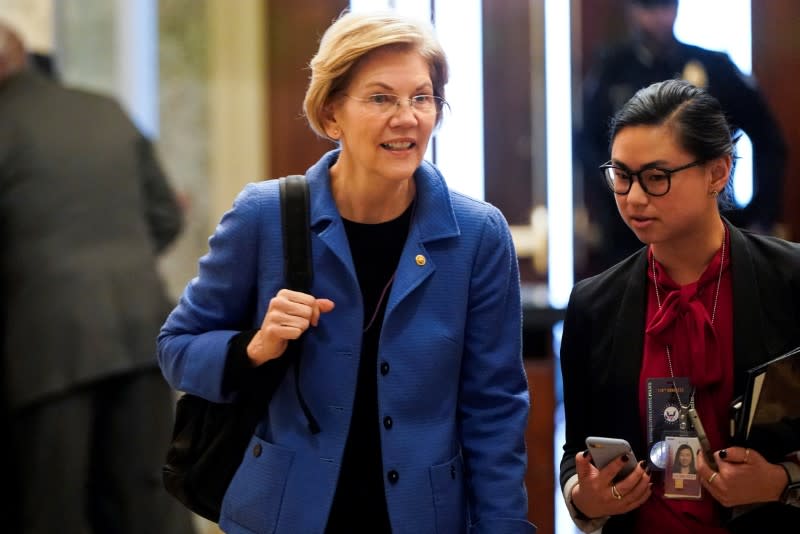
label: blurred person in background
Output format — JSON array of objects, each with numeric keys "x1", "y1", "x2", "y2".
[
  {"x1": 0, "y1": 21, "x2": 195, "y2": 534},
  {"x1": 575, "y1": 0, "x2": 787, "y2": 277}
]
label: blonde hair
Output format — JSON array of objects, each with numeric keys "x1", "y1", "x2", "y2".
[{"x1": 303, "y1": 10, "x2": 449, "y2": 139}]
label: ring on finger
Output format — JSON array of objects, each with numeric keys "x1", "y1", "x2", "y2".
[
  {"x1": 611, "y1": 483, "x2": 624, "y2": 500},
  {"x1": 707, "y1": 472, "x2": 719, "y2": 484}
]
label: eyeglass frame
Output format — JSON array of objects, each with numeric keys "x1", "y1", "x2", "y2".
[
  {"x1": 343, "y1": 93, "x2": 449, "y2": 115},
  {"x1": 599, "y1": 159, "x2": 705, "y2": 197}
]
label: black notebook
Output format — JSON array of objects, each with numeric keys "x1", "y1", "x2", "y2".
[{"x1": 730, "y1": 345, "x2": 800, "y2": 462}]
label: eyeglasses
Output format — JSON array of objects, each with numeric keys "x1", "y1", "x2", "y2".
[
  {"x1": 344, "y1": 93, "x2": 448, "y2": 116},
  {"x1": 599, "y1": 159, "x2": 704, "y2": 197}
]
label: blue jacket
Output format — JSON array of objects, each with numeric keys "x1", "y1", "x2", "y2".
[{"x1": 158, "y1": 150, "x2": 535, "y2": 534}]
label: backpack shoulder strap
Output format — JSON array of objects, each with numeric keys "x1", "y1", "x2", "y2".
[
  {"x1": 277, "y1": 175, "x2": 320, "y2": 434},
  {"x1": 279, "y1": 175, "x2": 312, "y2": 293}
]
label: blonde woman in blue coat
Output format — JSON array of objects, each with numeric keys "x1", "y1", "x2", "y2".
[{"x1": 158, "y1": 10, "x2": 535, "y2": 534}]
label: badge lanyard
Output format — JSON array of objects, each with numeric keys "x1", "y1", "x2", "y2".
[{"x1": 648, "y1": 228, "x2": 726, "y2": 469}]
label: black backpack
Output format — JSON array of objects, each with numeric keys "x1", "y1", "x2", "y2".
[{"x1": 162, "y1": 175, "x2": 319, "y2": 522}]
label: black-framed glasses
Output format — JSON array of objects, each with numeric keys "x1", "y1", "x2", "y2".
[
  {"x1": 600, "y1": 159, "x2": 705, "y2": 197},
  {"x1": 344, "y1": 93, "x2": 448, "y2": 116}
]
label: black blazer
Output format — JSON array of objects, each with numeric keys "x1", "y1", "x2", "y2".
[{"x1": 559, "y1": 221, "x2": 800, "y2": 533}]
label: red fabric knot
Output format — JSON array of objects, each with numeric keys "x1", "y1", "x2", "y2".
[{"x1": 646, "y1": 244, "x2": 728, "y2": 390}]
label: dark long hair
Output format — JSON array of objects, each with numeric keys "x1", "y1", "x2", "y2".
[
  {"x1": 609, "y1": 79, "x2": 738, "y2": 209},
  {"x1": 671, "y1": 443, "x2": 697, "y2": 474}
]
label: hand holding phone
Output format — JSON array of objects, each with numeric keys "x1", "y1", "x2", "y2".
[{"x1": 586, "y1": 436, "x2": 638, "y2": 482}]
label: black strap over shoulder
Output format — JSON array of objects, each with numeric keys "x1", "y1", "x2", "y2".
[
  {"x1": 162, "y1": 174, "x2": 319, "y2": 523},
  {"x1": 280, "y1": 175, "x2": 312, "y2": 293},
  {"x1": 278, "y1": 175, "x2": 320, "y2": 434}
]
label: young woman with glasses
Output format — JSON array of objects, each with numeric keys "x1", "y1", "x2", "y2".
[
  {"x1": 158, "y1": 10, "x2": 534, "y2": 534},
  {"x1": 559, "y1": 79, "x2": 800, "y2": 533}
]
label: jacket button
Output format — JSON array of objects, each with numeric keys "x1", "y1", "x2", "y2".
[
  {"x1": 380, "y1": 361, "x2": 390, "y2": 375},
  {"x1": 383, "y1": 416, "x2": 393, "y2": 429},
  {"x1": 387, "y1": 470, "x2": 399, "y2": 484},
  {"x1": 415, "y1": 254, "x2": 426, "y2": 266},
  {"x1": 252, "y1": 443, "x2": 262, "y2": 457}
]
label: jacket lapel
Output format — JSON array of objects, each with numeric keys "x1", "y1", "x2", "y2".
[{"x1": 385, "y1": 161, "x2": 460, "y2": 314}]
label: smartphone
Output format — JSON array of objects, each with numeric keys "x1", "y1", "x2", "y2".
[{"x1": 585, "y1": 436, "x2": 638, "y2": 481}]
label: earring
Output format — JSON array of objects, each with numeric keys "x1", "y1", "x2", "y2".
[
  {"x1": 709, "y1": 190, "x2": 719, "y2": 197},
  {"x1": 331, "y1": 127, "x2": 340, "y2": 138}
]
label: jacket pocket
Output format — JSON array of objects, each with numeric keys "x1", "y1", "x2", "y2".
[
  {"x1": 430, "y1": 453, "x2": 467, "y2": 533},
  {"x1": 221, "y1": 437, "x2": 295, "y2": 533}
]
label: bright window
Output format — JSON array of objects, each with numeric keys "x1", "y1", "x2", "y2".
[{"x1": 674, "y1": 0, "x2": 753, "y2": 207}]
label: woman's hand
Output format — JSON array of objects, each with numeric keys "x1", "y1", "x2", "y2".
[
  {"x1": 697, "y1": 446, "x2": 787, "y2": 507},
  {"x1": 246, "y1": 289, "x2": 335, "y2": 366},
  {"x1": 571, "y1": 449, "x2": 652, "y2": 519}
]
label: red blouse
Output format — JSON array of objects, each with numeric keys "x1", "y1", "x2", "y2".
[{"x1": 636, "y1": 230, "x2": 734, "y2": 533}]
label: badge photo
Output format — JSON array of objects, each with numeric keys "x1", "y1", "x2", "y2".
[{"x1": 664, "y1": 435, "x2": 702, "y2": 500}]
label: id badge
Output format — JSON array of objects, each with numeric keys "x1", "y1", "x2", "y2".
[
  {"x1": 663, "y1": 435, "x2": 702, "y2": 500},
  {"x1": 646, "y1": 377, "x2": 693, "y2": 469}
]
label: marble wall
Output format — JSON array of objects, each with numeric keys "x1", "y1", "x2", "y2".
[
  {"x1": 157, "y1": 0, "x2": 213, "y2": 300},
  {"x1": 54, "y1": 0, "x2": 116, "y2": 93}
]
